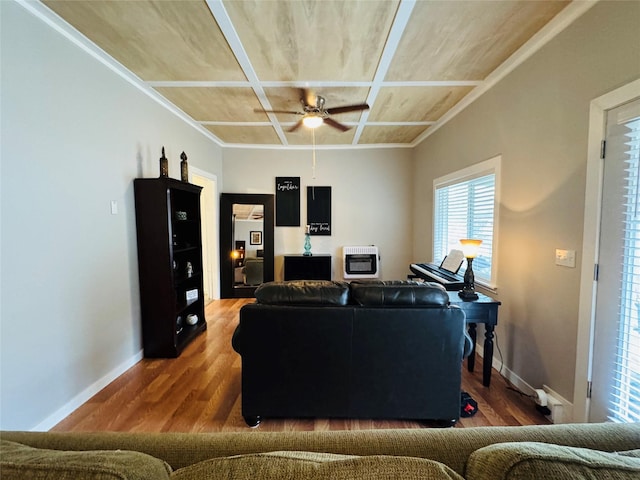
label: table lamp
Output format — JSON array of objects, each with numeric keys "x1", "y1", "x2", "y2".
[{"x1": 459, "y1": 239, "x2": 482, "y2": 300}]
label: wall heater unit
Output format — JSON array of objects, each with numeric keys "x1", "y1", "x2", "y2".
[{"x1": 343, "y1": 246, "x2": 380, "y2": 279}]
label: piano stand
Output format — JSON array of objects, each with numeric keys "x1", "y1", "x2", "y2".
[{"x1": 448, "y1": 292, "x2": 501, "y2": 387}]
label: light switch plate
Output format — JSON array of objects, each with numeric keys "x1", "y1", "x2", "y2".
[{"x1": 555, "y1": 249, "x2": 576, "y2": 268}]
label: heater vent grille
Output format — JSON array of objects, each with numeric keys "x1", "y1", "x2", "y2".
[{"x1": 343, "y1": 246, "x2": 378, "y2": 255}]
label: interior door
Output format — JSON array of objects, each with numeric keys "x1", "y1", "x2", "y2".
[{"x1": 590, "y1": 98, "x2": 640, "y2": 422}]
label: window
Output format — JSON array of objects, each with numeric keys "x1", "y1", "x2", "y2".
[
  {"x1": 609, "y1": 105, "x2": 640, "y2": 423},
  {"x1": 433, "y1": 156, "x2": 500, "y2": 288}
]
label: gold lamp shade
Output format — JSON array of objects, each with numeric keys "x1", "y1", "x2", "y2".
[{"x1": 460, "y1": 239, "x2": 482, "y2": 258}]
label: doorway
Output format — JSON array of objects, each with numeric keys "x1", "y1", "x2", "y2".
[
  {"x1": 191, "y1": 169, "x2": 219, "y2": 301},
  {"x1": 574, "y1": 80, "x2": 640, "y2": 422},
  {"x1": 590, "y1": 98, "x2": 640, "y2": 422}
]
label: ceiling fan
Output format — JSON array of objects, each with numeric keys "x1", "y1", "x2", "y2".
[{"x1": 255, "y1": 89, "x2": 369, "y2": 133}]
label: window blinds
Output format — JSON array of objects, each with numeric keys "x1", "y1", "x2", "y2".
[
  {"x1": 610, "y1": 113, "x2": 640, "y2": 423},
  {"x1": 434, "y1": 173, "x2": 495, "y2": 284}
]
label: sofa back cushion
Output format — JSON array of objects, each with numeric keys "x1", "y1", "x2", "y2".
[
  {"x1": 255, "y1": 280, "x2": 350, "y2": 306},
  {"x1": 0, "y1": 440, "x2": 172, "y2": 480},
  {"x1": 350, "y1": 281, "x2": 450, "y2": 306},
  {"x1": 171, "y1": 451, "x2": 464, "y2": 480},
  {"x1": 465, "y1": 442, "x2": 640, "y2": 480}
]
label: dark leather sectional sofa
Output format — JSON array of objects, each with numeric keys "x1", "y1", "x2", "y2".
[{"x1": 232, "y1": 280, "x2": 472, "y2": 427}]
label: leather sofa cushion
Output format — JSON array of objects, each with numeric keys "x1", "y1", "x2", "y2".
[
  {"x1": 0, "y1": 440, "x2": 172, "y2": 480},
  {"x1": 171, "y1": 451, "x2": 464, "y2": 480},
  {"x1": 350, "y1": 281, "x2": 450, "y2": 306},
  {"x1": 255, "y1": 280, "x2": 350, "y2": 305},
  {"x1": 465, "y1": 442, "x2": 640, "y2": 480}
]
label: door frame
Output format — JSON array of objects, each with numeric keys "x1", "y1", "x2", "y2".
[
  {"x1": 190, "y1": 167, "x2": 220, "y2": 300},
  {"x1": 574, "y1": 79, "x2": 640, "y2": 423}
]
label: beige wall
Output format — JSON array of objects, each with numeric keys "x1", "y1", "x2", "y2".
[
  {"x1": 413, "y1": 0, "x2": 640, "y2": 402},
  {"x1": 0, "y1": 1, "x2": 223, "y2": 430},
  {"x1": 222, "y1": 147, "x2": 414, "y2": 281}
]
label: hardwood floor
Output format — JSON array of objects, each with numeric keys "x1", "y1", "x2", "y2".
[{"x1": 52, "y1": 299, "x2": 550, "y2": 432}]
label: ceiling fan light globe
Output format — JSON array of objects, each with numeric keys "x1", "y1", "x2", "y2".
[{"x1": 302, "y1": 115, "x2": 323, "y2": 129}]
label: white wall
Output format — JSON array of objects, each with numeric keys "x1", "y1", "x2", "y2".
[
  {"x1": 222, "y1": 147, "x2": 414, "y2": 281},
  {"x1": 235, "y1": 220, "x2": 264, "y2": 258},
  {"x1": 0, "y1": 1, "x2": 223, "y2": 430},
  {"x1": 412, "y1": 0, "x2": 640, "y2": 404}
]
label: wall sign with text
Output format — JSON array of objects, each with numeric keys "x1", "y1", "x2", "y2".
[
  {"x1": 307, "y1": 186, "x2": 331, "y2": 236},
  {"x1": 275, "y1": 177, "x2": 300, "y2": 226}
]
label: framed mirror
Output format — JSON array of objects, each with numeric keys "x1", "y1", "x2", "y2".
[{"x1": 220, "y1": 193, "x2": 274, "y2": 298}]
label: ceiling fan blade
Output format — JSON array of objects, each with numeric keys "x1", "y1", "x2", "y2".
[
  {"x1": 288, "y1": 120, "x2": 304, "y2": 132},
  {"x1": 254, "y1": 108, "x2": 301, "y2": 115},
  {"x1": 326, "y1": 103, "x2": 370, "y2": 115},
  {"x1": 324, "y1": 117, "x2": 351, "y2": 132}
]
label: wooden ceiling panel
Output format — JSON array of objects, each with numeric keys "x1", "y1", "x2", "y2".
[
  {"x1": 360, "y1": 125, "x2": 430, "y2": 145},
  {"x1": 386, "y1": 0, "x2": 570, "y2": 81},
  {"x1": 204, "y1": 125, "x2": 281, "y2": 145},
  {"x1": 369, "y1": 86, "x2": 474, "y2": 123},
  {"x1": 155, "y1": 87, "x2": 265, "y2": 122},
  {"x1": 233, "y1": 204, "x2": 264, "y2": 220},
  {"x1": 43, "y1": 0, "x2": 246, "y2": 81},
  {"x1": 41, "y1": 0, "x2": 579, "y2": 147},
  {"x1": 223, "y1": 0, "x2": 399, "y2": 81}
]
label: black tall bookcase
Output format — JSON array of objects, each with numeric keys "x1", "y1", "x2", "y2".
[{"x1": 133, "y1": 178, "x2": 206, "y2": 357}]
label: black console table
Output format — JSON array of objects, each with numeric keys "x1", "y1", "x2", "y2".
[
  {"x1": 284, "y1": 254, "x2": 332, "y2": 281},
  {"x1": 448, "y1": 291, "x2": 501, "y2": 387}
]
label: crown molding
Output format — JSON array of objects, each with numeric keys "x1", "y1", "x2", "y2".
[
  {"x1": 16, "y1": 0, "x2": 225, "y2": 147},
  {"x1": 18, "y1": 0, "x2": 597, "y2": 152}
]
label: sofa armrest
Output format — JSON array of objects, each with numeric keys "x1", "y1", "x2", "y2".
[{"x1": 466, "y1": 442, "x2": 640, "y2": 480}]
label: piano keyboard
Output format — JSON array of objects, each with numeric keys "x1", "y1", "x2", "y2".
[{"x1": 409, "y1": 263, "x2": 465, "y2": 291}]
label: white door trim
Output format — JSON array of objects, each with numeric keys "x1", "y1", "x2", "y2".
[
  {"x1": 190, "y1": 167, "x2": 220, "y2": 300},
  {"x1": 573, "y1": 79, "x2": 640, "y2": 423}
]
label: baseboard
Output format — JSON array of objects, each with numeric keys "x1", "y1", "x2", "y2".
[
  {"x1": 474, "y1": 342, "x2": 574, "y2": 423},
  {"x1": 31, "y1": 350, "x2": 143, "y2": 431}
]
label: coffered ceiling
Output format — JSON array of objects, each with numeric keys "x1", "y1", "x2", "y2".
[{"x1": 39, "y1": 0, "x2": 583, "y2": 148}]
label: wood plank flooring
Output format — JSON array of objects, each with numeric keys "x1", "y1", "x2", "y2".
[{"x1": 52, "y1": 298, "x2": 550, "y2": 432}]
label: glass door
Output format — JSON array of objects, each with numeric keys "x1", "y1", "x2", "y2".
[{"x1": 590, "y1": 98, "x2": 640, "y2": 422}]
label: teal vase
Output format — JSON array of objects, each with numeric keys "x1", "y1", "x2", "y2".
[{"x1": 303, "y1": 233, "x2": 312, "y2": 256}]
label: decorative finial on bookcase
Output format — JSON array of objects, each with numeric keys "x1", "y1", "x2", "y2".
[
  {"x1": 159, "y1": 146, "x2": 168, "y2": 178},
  {"x1": 180, "y1": 151, "x2": 189, "y2": 182}
]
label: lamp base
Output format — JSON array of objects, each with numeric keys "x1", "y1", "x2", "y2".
[
  {"x1": 458, "y1": 289, "x2": 479, "y2": 300},
  {"x1": 459, "y1": 256, "x2": 478, "y2": 300}
]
